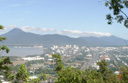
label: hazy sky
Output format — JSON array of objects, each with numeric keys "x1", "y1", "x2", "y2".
[{"x1": 0, "y1": 0, "x2": 128, "y2": 39}]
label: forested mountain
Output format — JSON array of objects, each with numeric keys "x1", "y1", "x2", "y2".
[
  {"x1": 2, "y1": 28, "x2": 128, "y2": 46},
  {"x1": 80, "y1": 36, "x2": 128, "y2": 46},
  {"x1": 2, "y1": 28, "x2": 91, "y2": 46}
]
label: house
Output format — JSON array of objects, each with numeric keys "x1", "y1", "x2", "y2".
[
  {"x1": 101, "y1": 55, "x2": 110, "y2": 61},
  {"x1": 22, "y1": 56, "x2": 44, "y2": 61},
  {"x1": 114, "y1": 71, "x2": 120, "y2": 75},
  {"x1": 29, "y1": 76, "x2": 38, "y2": 80}
]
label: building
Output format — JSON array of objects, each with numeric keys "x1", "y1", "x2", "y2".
[
  {"x1": 22, "y1": 56, "x2": 44, "y2": 61},
  {"x1": 29, "y1": 76, "x2": 38, "y2": 80}
]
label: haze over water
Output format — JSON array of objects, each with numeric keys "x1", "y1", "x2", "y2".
[{"x1": 2, "y1": 46, "x2": 43, "y2": 57}]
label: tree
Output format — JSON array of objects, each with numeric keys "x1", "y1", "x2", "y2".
[
  {"x1": 97, "y1": 60, "x2": 119, "y2": 83},
  {"x1": 56, "y1": 66, "x2": 82, "y2": 83},
  {"x1": 55, "y1": 64, "x2": 104, "y2": 83},
  {"x1": 0, "y1": 25, "x2": 10, "y2": 54},
  {"x1": 53, "y1": 54, "x2": 104, "y2": 83},
  {"x1": 16, "y1": 64, "x2": 30, "y2": 83},
  {"x1": 0, "y1": 25, "x2": 13, "y2": 82},
  {"x1": 52, "y1": 54, "x2": 64, "y2": 72},
  {"x1": 30, "y1": 78, "x2": 40, "y2": 83},
  {"x1": 53, "y1": 55, "x2": 121, "y2": 83},
  {"x1": 39, "y1": 73, "x2": 47, "y2": 81},
  {"x1": 105, "y1": 0, "x2": 128, "y2": 28},
  {"x1": 120, "y1": 66, "x2": 128, "y2": 83},
  {"x1": 82, "y1": 69, "x2": 104, "y2": 83}
]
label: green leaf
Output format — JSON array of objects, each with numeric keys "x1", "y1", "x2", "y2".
[
  {"x1": 105, "y1": 2, "x2": 109, "y2": 7},
  {"x1": 0, "y1": 37, "x2": 7, "y2": 41},
  {"x1": 0, "y1": 25, "x2": 4, "y2": 29},
  {"x1": 108, "y1": 21, "x2": 112, "y2": 24},
  {"x1": 124, "y1": 20, "x2": 128, "y2": 28},
  {"x1": 123, "y1": 1, "x2": 128, "y2": 8},
  {"x1": 115, "y1": 15, "x2": 124, "y2": 23}
]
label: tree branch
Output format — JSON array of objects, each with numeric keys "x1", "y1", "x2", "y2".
[{"x1": 120, "y1": 9, "x2": 128, "y2": 19}]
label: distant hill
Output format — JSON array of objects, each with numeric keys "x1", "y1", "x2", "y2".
[
  {"x1": 1, "y1": 28, "x2": 128, "y2": 46},
  {"x1": 79, "y1": 36, "x2": 128, "y2": 46},
  {"x1": 2, "y1": 28, "x2": 91, "y2": 46}
]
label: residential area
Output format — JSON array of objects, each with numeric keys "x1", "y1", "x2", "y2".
[{"x1": 0, "y1": 45, "x2": 124, "y2": 82}]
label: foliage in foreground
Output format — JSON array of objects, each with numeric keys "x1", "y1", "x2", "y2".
[
  {"x1": 1, "y1": 54, "x2": 128, "y2": 83},
  {"x1": 52, "y1": 54, "x2": 128, "y2": 83},
  {"x1": 105, "y1": 0, "x2": 128, "y2": 28},
  {"x1": 1, "y1": 26, "x2": 128, "y2": 83}
]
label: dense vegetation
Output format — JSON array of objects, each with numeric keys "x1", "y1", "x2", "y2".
[{"x1": 51, "y1": 54, "x2": 128, "y2": 83}]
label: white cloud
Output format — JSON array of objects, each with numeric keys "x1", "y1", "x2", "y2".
[
  {"x1": 21, "y1": 26, "x2": 37, "y2": 32},
  {"x1": 41, "y1": 28, "x2": 55, "y2": 32},
  {"x1": 1, "y1": 25, "x2": 56, "y2": 34},
  {"x1": 58, "y1": 29, "x2": 112, "y2": 37},
  {"x1": 21, "y1": 26, "x2": 55, "y2": 33},
  {"x1": 2, "y1": 25, "x2": 112, "y2": 38},
  {"x1": 5, "y1": 25, "x2": 17, "y2": 31},
  {"x1": 0, "y1": 25, "x2": 17, "y2": 34}
]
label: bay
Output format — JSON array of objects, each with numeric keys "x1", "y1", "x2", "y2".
[{"x1": 1, "y1": 46, "x2": 43, "y2": 57}]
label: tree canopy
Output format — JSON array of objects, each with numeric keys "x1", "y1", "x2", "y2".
[
  {"x1": 105, "y1": 0, "x2": 128, "y2": 28},
  {"x1": 52, "y1": 54, "x2": 120, "y2": 83}
]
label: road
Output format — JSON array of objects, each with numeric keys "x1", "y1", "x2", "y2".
[{"x1": 81, "y1": 51, "x2": 100, "y2": 70}]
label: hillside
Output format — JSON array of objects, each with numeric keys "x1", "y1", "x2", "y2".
[
  {"x1": 1, "y1": 28, "x2": 128, "y2": 46},
  {"x1": 2, "y1": 28, "x2": 91, "y2": 46},
  {"x1": 80, "y1": 36, "x2": 128, "y2": 46}
]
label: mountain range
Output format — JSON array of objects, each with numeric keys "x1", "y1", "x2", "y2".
[{"x1": 1, "y1": 28, "x2": 128, "y2": 47}]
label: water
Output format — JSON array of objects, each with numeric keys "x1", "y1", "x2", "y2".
[{"x1": 1, "y1": 46, "x2": 43, "y2": 57}]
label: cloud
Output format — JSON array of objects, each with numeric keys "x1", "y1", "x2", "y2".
[
  {"x1": 58, "y1": 29, "x2": 112, "y2": 37},
  {"x1": 21, "y1": 26, "x2": 37, "y2": 32},
  {"x1": 0, "y1": 25, "x2": 17, "y2": 34},
  {"x1": 2, "y1": 25, "x2": 111, "y2": 38},
  {"x1": 0, "y1": 25, "x2": 55, "y2": 34},
  {"x1": 41, "y1": 28, "x2": 55, "y2": 32},
  {"x1": 5, "y1": 25, "x2": 17, "y2": 30},
  {"x1": 21, "y1": 26, "x2": 55, "y2": 33}
]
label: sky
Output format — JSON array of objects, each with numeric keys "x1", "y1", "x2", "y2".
[{"x1": 0, "y1": 0, "x2": 128, "y2": 39}]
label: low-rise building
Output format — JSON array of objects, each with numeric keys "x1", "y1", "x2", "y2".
[{"x1": 22, "y1": 56, "x2": 44, "y2": 61}]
